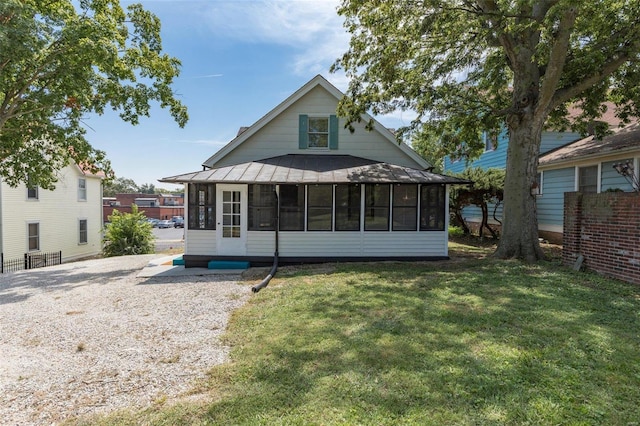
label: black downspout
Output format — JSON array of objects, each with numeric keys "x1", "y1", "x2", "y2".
[{"x1": 251, "y1": 187, "x2": 279, "y2": 293}]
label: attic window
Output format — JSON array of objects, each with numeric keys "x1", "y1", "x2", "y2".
[
  {"x1": 308, "y1": 117, "x2": 329, "y2": 148},
  {"x1": 299, "y1": 114, "x2": 339, "y2": 150}
]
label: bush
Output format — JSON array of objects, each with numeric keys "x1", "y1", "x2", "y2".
[
  {"x1": 103, "y1": 205, "x2": 155, "y2": 257},
  {"x1": 448, "y1": 225, "x2": 464, "y2": 237}
]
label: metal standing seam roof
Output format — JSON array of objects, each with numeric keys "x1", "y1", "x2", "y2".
[{"x1": 160, "y1": 154, "x2": 469, "y2": 185}]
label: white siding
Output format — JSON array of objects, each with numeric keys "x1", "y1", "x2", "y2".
[
  {"x1": 185, "y1": 230, "x2": 216, "y2": 255},
  {"x1": 0, "y1": 164, "x2": 103, "y2": 262},
  {"x1": 246, "y1": 231, "x2": 447, "y2": 258},
  {"x1": 214, "y1": 86, "x2": 424, "y2": 169}
]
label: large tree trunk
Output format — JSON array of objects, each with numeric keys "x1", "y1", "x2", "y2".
[{"x1": 494, "y1": 116, "x2": 545, "y2": 262}]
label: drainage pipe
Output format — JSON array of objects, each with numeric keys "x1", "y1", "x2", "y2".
[{"x1": 252, "y1": 187, "x2": 279, "y2": 293}]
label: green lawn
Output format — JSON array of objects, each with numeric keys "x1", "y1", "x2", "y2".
[{"x1": 77, "y1": 243, "x2": 640, "y2": 425}]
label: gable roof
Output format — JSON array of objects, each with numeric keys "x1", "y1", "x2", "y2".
[
  {"x1": 539, "y1": 122, "x2": 640, "y2": 167},
  {"x1": 161, "y1": 154, "x2": 467, "y2": 185},
  {"x1": 201, "y1": 74, "x2": 430, "y2": 170}
]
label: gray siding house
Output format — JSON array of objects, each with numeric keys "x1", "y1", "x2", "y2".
[{"x1": 161, "y1": 75, "x2": 466, "y2": 267}]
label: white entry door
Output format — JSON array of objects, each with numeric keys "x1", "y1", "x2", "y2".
[{"x1": 216, "y1": 184, "x2": 247, "y2": 256}]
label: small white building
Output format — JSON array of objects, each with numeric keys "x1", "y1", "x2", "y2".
[
  {"x1": 161, "y1": 75, "x2": 466, "y2": 267},
  {"x1": 0, "y1": 163, "x2": 104, "y2": 268}
]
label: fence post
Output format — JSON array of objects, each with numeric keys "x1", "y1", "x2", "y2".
[
  {"x1": 1, "y1": 253, "x2": 3, "y2": 274},
  {"x1": 24, "y1": 253, "x2": 28, "y2": 270}
]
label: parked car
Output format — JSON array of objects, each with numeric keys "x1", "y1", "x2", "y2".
[
  {"x1": 173, "y1": 217, "x2": 184, "y2": 228},
  {"x1": 147, "y1": 218, "x2": 159, "y2": 227},
  {"x1": 157, "y1": 219, "x2": 174, "y2": 229}
]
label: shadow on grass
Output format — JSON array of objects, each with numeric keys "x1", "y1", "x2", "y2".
[{"x1": 82, "y1": 258, "x2": 640, "y2": 425}]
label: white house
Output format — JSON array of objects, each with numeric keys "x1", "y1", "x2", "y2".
[
  {"x1": 161, "y1": 75, "x2": 467, "y2": 268},
  {"x1": 0, "y1": 163, "x2": 104, "y2": 269}
]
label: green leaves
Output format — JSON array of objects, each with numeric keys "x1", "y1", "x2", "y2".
[
  {"x1": 103, "y1": 204, "x2": 155, "y2": 257},
  {"x1": 0, "y1": 0, "x2": 188, "y2": 189}
]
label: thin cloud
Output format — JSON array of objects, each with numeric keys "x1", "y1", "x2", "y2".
[{"x1": 203, "y1": 0, "x2": 348, "y2": 76}]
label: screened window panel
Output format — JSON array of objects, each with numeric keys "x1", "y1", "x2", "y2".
[
  {"x1": 420, "y1": 185, "x2": 445, "y2": 231},
  {"x1": 248, "y1": 185, "x2": 276, "y2": 231},
  {"x1": 188, "y1": 183, "x2": 216, "y2": 230},
  {"x1": 392, "y1": 184, "x2": 418, "y2": 231},
  {"x1": 307, "y1": 185, "x2": 333, "y2": 231},
  {"x1": 335, "y1": 184, "x2": 361, "y2": 231},
  {"x1": 365, "y1": 184, "x2": 390, "y2": 231},
  {"x1": 279, "y1": 185, "x2": 305, "y2": 231}
]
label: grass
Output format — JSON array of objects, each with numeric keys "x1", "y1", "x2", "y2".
[{"x1": 73, "y1": 242, "x2": 640, "y2": 425}]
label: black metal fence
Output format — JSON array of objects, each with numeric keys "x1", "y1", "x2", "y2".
[{"x1": 1, "y1": 251, "x2": 62, "y2": 273}]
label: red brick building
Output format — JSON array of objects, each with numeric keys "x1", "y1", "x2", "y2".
[{"x1": 103, "y1": 193, "x2": 184, "y2": 222}]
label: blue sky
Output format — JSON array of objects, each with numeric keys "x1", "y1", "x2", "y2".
[{"x1": 83, "y1": 0, "x2": 413, "y2": 191}]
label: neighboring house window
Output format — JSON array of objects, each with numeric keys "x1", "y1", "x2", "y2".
[
  {"x1": 392, "y1": 184, "x2": 418, "y2": 231},
  {"x1": 533, "y1": 172, "x2": 543, "y2": 196},
  {"x1": 307, "y1": 185, "x2": 333, "y2": 231},
  {"x1": 280, "y1": 184, "x2": 305, "y2": 231},
  {"x1": 299, "y1": 114, "x2": 339, "y2": 150},
  {"x1": 485, "y1": 132, "x2": 497, "y2": 151},
  {"x1": 335, "y1": 184, "x2": 361, "y2": 231},
  {"x1": 79, "y1": 219, "x2": 88, "y2": 244},
  {"x1": 248, "y1": 184, "x2": 276, "y2": 231},
  {"x1": 188, "y1": 183, "x2": 216, "y2": 230},
  {"x1": 78, "y1": 178, "x2": 87, "y2": 201},
  {"x1": 364, "y1": 184, "x2": 390, "y2": 231},
  {"x1": 420, "y1": 185, "x2": 445, "y2": 231},
  {"x1": 578, "y1": 165, "x2": 598, "y2": 193},
  {"x1": 27, "y1": 186, "x2": 38, "y2": 200},
  {"x1": 28, "y1": 222, "x2": 40, "y2": 251}
]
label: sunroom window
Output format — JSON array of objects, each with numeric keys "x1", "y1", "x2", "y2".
[
  {"x1": 392, "y1": 184, "x2": 418, "y2": 231},
  {"x1": 307, "y1": 185, "x2": 333, "y2": 231},
  {"x1": 364, "y1": 184, "x2": 390, "y2": 231},
  {"x1": 280, "y1": 184, "x2": 305, "y2": 231},
  {"x1": 335, "y1": 184, "x2": 361, "y2": 231}
]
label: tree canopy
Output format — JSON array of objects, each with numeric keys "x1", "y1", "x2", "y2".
[
  {"x1": 333, "y1": 0, "x2": 640, "y2": 261},
  {"x1": 0, "y1": 0, "x2": 188, "y2": 189}
]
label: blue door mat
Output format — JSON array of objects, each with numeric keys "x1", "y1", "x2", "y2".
[{"x1": 208, "y1": 260, "x2": 250, "y2": 270}]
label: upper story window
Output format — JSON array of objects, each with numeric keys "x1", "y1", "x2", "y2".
[
  {"x1": 578, "y1": 165, "x2": 598, "y2": 193},
  {"x1": 78, "y1": 178, "x2": 87, "y2": 201},
  {"x1": 484, "y1": 132, "x2": 497, "y2": 152},
  {"x1": 27, "y1": 186, "x2": 39, "y2": 200},
  {"x1": 299, "y1": 114, "x2": 339, "y2": 150}
]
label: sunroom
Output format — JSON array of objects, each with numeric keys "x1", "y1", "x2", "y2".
[{"x1": 161, "y1": 154, "x2": 467, "y2": 267}]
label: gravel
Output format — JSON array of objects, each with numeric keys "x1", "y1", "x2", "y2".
[{"x1": 0, "y1": 255, "x2": 251, "y2": 425}]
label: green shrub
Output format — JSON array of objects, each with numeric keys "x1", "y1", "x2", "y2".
[
  {"x1": 448, "y1": 225, "x2": 464, "y2": 237},
  {"x1": 103, "y1": 205, "x2": 155, "y2": 257}
]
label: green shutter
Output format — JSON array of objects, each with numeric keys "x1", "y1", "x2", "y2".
[
  {"x1": 299, "y1": 114, "x2": 308, "y2": 149},
  {"x1": 329, "y1": 114, "x2": 339, "y2": 150}
]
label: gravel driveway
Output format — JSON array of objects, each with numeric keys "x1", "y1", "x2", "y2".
[{"x1": 0, "y1": 255, "x2": 251, "y2": 425}]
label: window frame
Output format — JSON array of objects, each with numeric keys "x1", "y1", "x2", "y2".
[
  {"x1": 188, "y1": 183, "x2": 216, "y2": 230},
  {"x1": 248, "y1": 184, "x2": 276, "y2": 231},
  {"x1": 420, "y1": 184, "x2": 446, "y2": 231},
  {"x1": 307, "y1": 117, "x2": 329, "y2": 149},
  {"x1": 364, "y1": 184, "x2": 390, "y2": 231},
  {"x1": 79, "y1": 219, "x2": 88, "y2": 244},
  {"x1": 307, "y1": 184, "x2": 333, "y2": 231},
  {"x1": 578, "y1": 165, "x2": 599, "y2": 193},
  {"x1": 335, "y1": 183, "x2": 361, "y2": 231},
  {"x1": 28, "y1": 222, "x2": 40, "y2": 251},
  {"x1": 279, "y1": 184, "x2": 305, "y2": 231},
  {"x1": 78, "y1": 178, "x2": 87, "y2": 201},
  {"x1": 392, "y1": 184, "x2": 418, "y2": 231},
  {"x1": 27, "y1": 186, "x2": 39, "y2": 200}
]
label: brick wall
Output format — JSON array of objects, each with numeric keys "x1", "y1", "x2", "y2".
[{"x1": 563, "y1": 192, "x2": 640, "y2": 285}]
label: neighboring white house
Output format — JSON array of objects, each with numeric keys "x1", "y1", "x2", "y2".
[
  {"x1": 0, "y1": 162, "x2": 104, "y2": 267},
  {"x1": 161, "y1": 75, "x2": 467, "y2": 267}
]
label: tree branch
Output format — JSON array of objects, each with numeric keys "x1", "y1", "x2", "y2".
[
  {"x1": 551, "y1": 42, "x2": 640, "y2": 109},
  {"x1": 536, "y1": 6, "x2": 577, "y2": 116}
]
